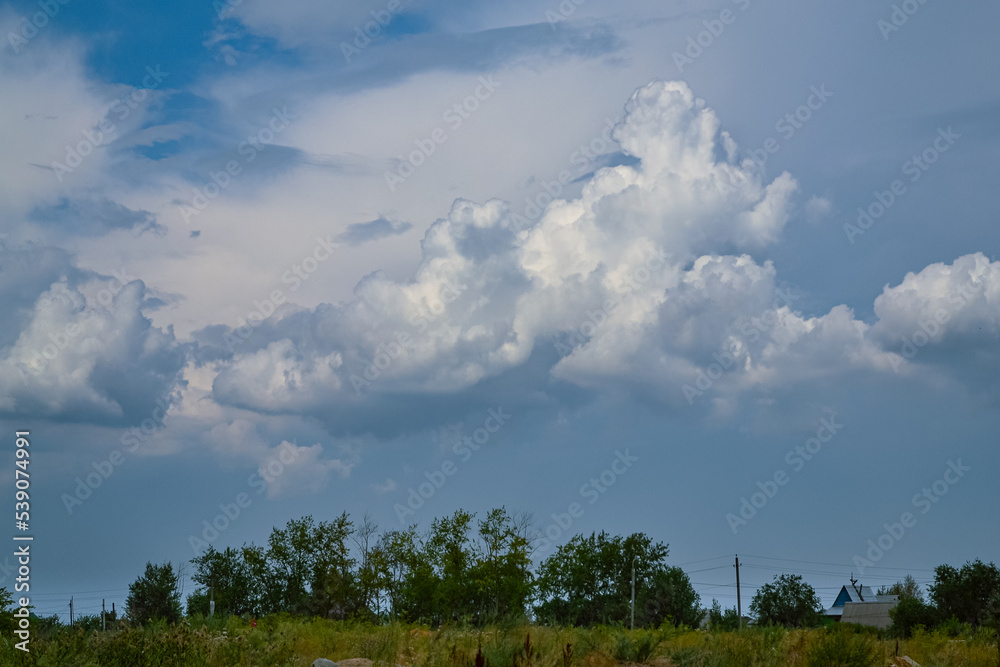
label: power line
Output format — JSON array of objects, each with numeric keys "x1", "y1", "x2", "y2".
[
  {"x1": 31, "y1": 587, "x2": 130, "y2": 597},
  {"x1": 739, "y1": 553, "x2": 936, "y2": 574},
  {"x1": 674, "y1": 554, "x2": 734, "y2": 567},
  {"x1": 686, "y1": 565, "x2": 732, "y2": 574}
]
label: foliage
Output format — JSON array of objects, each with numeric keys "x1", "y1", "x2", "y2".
[
  {"x1": 749, "y1": 573, "x2": 823, "y2": 628},
  {"x1": 2, "y1": 617, "x2": 999, "y2": 666},
  {"x1": 0, "y1": 586, "x2": 15, "y2": 637},
  {"x1": 184, "y1": 508, "x2": 535, "y2": 627},
  {"x1": 888, "y1": 595, "x2": 938, "y2": 638},
  {"x1": 125, "y1": 561, "x2": 183, "y2": 625},
  {"x1": 534, "y1": 531, "x2": 670, "y2": 626},
  {"x1": 877, "y1": 574, "x2": 924, "y2": 602},
  {"x1": 611, "y1": 629, "x2": 659, "y2": 663},
  {"x1": 806, "y1": 624, "x2": 882, "y2": 667},
  {"x1": 187, "y1": 545, "x2": 260, "y2": 617},
  {"x1": 73, "y1": 613, "x2": 106, "y2": 632},
  {"x1": 637, "y1": 566, "x2": 702, "y2": 628},
  {"x1": 707, "y1": 599, "x2": 742, "y2": 631},
  {"x1": 928, "y1": 559, "x2": 1000, "y2": 626},
  {"x1": 32, "y1": 612, "x2": 64, "y2": 638},
  {"x1": 469, "y1": 506, "x2": 535, "y2": 622},
  {"x1": 17, "y1": 505, "x2": 1000, "y2": 666},
  {"x1": 376, "y1": 507, "x2": 534, "y2": 625}
]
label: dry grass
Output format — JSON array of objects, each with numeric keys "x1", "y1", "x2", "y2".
[{"x1": 1, "y1": 617, "x2": 997, "y2": 667}]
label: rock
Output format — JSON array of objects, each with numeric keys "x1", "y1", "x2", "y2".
[{"x1": 312, "y1": 660, "x2": 337, "y2": 667}]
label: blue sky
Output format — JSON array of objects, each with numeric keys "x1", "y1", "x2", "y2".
[{"x1": 1, "y1": 0, "x2": 998, "y2": 622}]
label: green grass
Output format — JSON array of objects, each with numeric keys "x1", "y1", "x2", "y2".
[{"x1": 0, "y1": 618, "x2": 997, "y2": 666}]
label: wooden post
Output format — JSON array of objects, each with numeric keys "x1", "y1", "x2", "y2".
[{"x1": 735, "y1": 555, "x2": 742, "y2": 630}]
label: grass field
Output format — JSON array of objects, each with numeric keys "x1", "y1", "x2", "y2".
[{"x1": 2, "y1": 617, "x2": 999, "y2": 667}]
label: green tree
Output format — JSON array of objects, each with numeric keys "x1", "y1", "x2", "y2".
[
  {"x1": 264, "y1": 515, "x2": 317, "y2": 614},
  {"x1": 31, "y1": 613, "x2": 63, "y2": 638},
  {"x1": 470, "y1": 507, "x2": 533, "y2": 622},
  {"x1": 638, "y1": 566, "x2": 702, "y2": 627},
  {"x1": 749, "y1": 573, "x2": 823, "y2": 628},
  {"x1": 352, "y1": 513, "x2": 383, "y2": 619},
  {"x1": 425, "y1": 509, "x2": 477, "y2": 622},
  {"x1": 929, "y1": 559, "x2": 1000, "y2": 627},
  {"x1": 378, "y1": 525, "x2": 432, "y2": 621},
  {"x1": 307, "y1": 512, "x2": 357, "y2": 618},
  {"x1": 534, "y1": 531, "x2": 670, "y2": 626},
  {"x1": 878, "y1": 574, "x2": 924, "y2": 602},
  {"x1": 707, "y1": 599, "x2": 742, "y2": 631},
  {"x1": 980, "y1": 589, "x2": 1000, "y2": 666},
  {"x1": 252, "y1": 514, "x2": 359, "y2": 617},
  {"x1": 887, "y1": 595, "x2": 938, "y2": 637},
  {"x1": 73, "y1": 614, "x2": 104, "y2": 632},
  {"x1": 241, "y1": 543, "x2": 276, "y2": 614},
  {"x1": 187, "y1": 545, "x2": 257, "y2": 617},
  {"x1": 125, "y1": 562, "x2": 183, "y2": 625},
  {"x1": 0, "y1": 587, "x2": 15, "y2": 636}
]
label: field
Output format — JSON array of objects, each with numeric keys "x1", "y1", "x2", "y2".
[{"x1": 2, "y1": 617, "x2": 999, "y2": 667}]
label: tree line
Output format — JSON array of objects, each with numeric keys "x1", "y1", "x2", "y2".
[
  {"x1": 708, "y1": 567, "x2": 1000, "y2": 638},
  {"x1": 124, "y1": 508, "x2": 704, "y2": 627},
  {"x1": 14, "y1": 507, "x2": 996, "y2": 637}
]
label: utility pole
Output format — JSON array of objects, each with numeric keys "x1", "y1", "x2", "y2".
[
  {"x1": 102, "y1": 599, "x2": 106, "y2": 631},
  {"x1": 69, "y1": 596, "x2": 74, "y2": 626},
  {"x1": 734, "y1": 555, "x2": 742, "y2": 630},
  {"x1": 210, "y1": 580, "x2": 215, "y2": 618},
  {"x1": 630, "y1": 556, "x2": 636, "y2": 630}
]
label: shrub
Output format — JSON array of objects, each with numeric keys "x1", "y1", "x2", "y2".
[
  {"x1": 888, "y1": 596, "x2": 939, "y2": 638},
  {"x1": 806, "y1": 625, "x2": 882, "y2": 667},
  {"x1": 611, "y1": 630, "x2": 659, "y2": 663}
]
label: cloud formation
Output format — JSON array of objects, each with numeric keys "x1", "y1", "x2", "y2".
[
  {"x1": 7, "y1": 75, "x2": 998, "y2": 444},
  {"x1": 208, "y1": 81, "x2": 800, "y2": 414},
  {"x1": 0, "y1": 270, "x2": 186, "y2": 424},
  {"x1": 206, "y1": 80, "x2": 1000, "y2": 431}
]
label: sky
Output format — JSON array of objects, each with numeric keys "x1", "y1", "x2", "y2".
[{"x1": 1, "y1": 0, "x2": 998, "y2": 623}]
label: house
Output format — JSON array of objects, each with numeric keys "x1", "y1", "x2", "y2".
[
  {"x1": 839, "y1": 600, "x2": 898, "y2": 629},
  {"x1": 824, "y1": 582, "x2": 877, "y2": 620},
  {"x1": 825, "y1": 580, "x2": 899, "y2": 628}
]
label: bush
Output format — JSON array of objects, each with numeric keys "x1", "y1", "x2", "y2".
[
  {"x1": 707, "y1": 599, "x2": 742, "y2": 632},
  {"x1": 712, "y1": 627, "x2": 787, "y2": 667},
  {"x1": 124, "y1": 562, "x2": 183, "y2": 626},
  {"x1": 93, "y1": 624, "x2": 211, "y2": 667},
  {"x1": 936, "y1": 615, "x2": 973, "y2": 638},
  {"x1": 749, "y1": 574, "x2": 824, "y2": 628},
  {"x1": 1, "y1": 616, "x2": 998, "y2": 666},
  {"x1": 353, "y1": 622, "x2": 401, "y2": 664},
  {"x1": 665, "y1": 645, "x2": 715, "y2": 667},
  {"x1": 807, "y1": 625, "x2": 882, "y2": 667},
  {"x1": 611, "y1": 629, "x2": 659, "y2": 663},
  {"x1": 888, "y1": 596, "x2": 939, "y2": 638}
]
